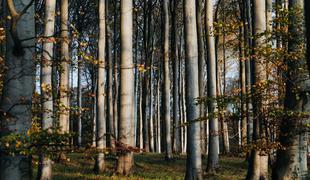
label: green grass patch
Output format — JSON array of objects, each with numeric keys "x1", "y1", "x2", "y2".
[{"x1": 32, "y1": 153, "x2": 247, "y2": 179}]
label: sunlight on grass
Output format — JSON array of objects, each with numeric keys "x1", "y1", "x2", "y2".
[{"x1": 33, "y1": 153, "x2": 247, "y2": 179}]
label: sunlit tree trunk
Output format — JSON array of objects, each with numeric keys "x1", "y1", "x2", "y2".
[
  {"x1": 59, "y1": 0, "x2": 70, "y2": 134},
  {"x1": 116, "y1": 0, "x2": 135, "y2": 175},
  {"x1": 0, "y1": 0, "x2": 35, "y2": 179},
  {"x1": 247, "y1": 0, "x2": 268, "y2": 179},
  {"x1": 37, "y1": 0, "x2": 56, "y2": 179},
  {"x1": 206, "y1": 0, "x2": 219, "y2": 172},
  {"x1": 184, "y1": 0, "x2": 203, "y2": 179},
  {"x1": 94, "y1": 0, "x2": 107, "y2": 174}
]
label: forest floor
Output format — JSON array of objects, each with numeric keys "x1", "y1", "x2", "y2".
[{"x1": 33, "y1": 153, "x2": 247, "y2": 180}]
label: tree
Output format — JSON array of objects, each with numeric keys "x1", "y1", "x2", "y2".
[
  {"x1": 94, "y1": 0, "x2": 107, "y2": 174},
  {"x1": 116, "y1": 0, "x2": 135, "y2": 175},
  {"x1": 196, "y1": 0, "x2": 207, "y2": 155},
  {"x1": 59, "y1": 0, "x2": 70, "y2": 134},
  {"x1": 246, "y1": 0, "x2": 268, "y2": 179},
  {"x1": 171, "y1": 0, "x2": 181, "y2": 153},
  {"x1": 184, "y1": 0, "x2": 203, "y2": 179},
  {"x1": 37, "y1": 0, "x2": 56, "y2": 179},
  {"x1": 273, "y1": 0, "x2": 309, "y2": 179},
  {"x1": 162, "y1": 0, "x2": 173, "y2": 160},
  {"x1": 206, "y1": 0, "x2": 220, "y2": 172},
  {"x1": 0, "y1": 0, "x2": 35, "y2": 179}
]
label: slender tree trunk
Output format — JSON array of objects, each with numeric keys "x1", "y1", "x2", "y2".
[
  {"x1": 206, "y1": 0, "x2": 220, "y2": 172},
  {"x1": 0, "y1": 1, "x2": 35, "y2": 179},
  {"x1": 239, "y1": 1, "x2": 247, "y2": 148},
  {"x1": 106, "y1": 0, "x2": 115, "y2": 151},
  {"x1": 113, "y1": 0, "x2": 119, "y2": 141},
  {"x1": 184, "y1": 0, "x2": 203, "y2": 179},
  {"x1": 59, "y1": 0, "x2": 70, "y2": 134},
  {"x1": 92, "y1": 79, "x2": 97, "y2": 148},
  {"x1": 37, "y1": 0, "x2": 56, "y2": 179},
  {"x1": 77, "y1": 51, "x2": 83, "y2": 146},
  {"x1": 244, "y1": 0, "x2": 254, "y2": 148},
  {"x1": 162, "y1": 0, "x2": 173, "y2": 160},
  {"x1": 171, "y1": 0, "x2": 181, "y2": 154},
  {"x1": 196, "y1": 0, "x2": 206, "y2": 155},
  {"x1": 142, "y1": 0, "x2": 150, "y2": 152},
  {"x1": 94, "y1": 0, "x2": 107, "y2": 174},
  {"x1": 116, "y1": 0, "x2": 135, "y2": 175},
  {"x1": 247, "y1": 0, "x2": 268, "y2": 179},
  {"x1": 156, "y1": 77, "x2": 162, "y2": 153}
]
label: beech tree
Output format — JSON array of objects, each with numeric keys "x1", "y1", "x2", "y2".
[
  {"x1": 0, "y1": 0, "x2": 35, "y2": 179},
  {"x1": 37, "y1": 0, "x2": 57, "y2": 179},
  {"x1": 206, "y1": 0, "x2": 220, "y2": 172},
  {"x1": 273, "y1": 0, "x2": 309, "y2": 179},
  {"x1": 116, "y1": 0, "x2": 135, "y2": 175},
  {"x1": 184, "y1": 0, "x2": 203, "y2": 179},
  {"x1": 94, "y1": 0, "x2": 107, "y2": 174}
]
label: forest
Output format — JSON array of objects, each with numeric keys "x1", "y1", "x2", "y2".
[{"x1": 0, "y1": 0, "x2": 309, "y2": 179}]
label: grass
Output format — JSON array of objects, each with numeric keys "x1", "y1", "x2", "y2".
[{"x1": 33, "y1": 153, "x2": 247, "y2": 179}]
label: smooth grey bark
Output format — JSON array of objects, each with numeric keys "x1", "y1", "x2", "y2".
[
  {"x1": 0, "y1": 0, "x2": 35, "y2": 179},
  {"x1": 162, "y1": 0, "x2": 173, "y2": 160},
  {"x1": 273, "y1": 1, "x2": 309, "y2": 179},
  {"x1": 59, "y1": 0, "x2": 70, "y2": 133},
  {"x1": 184, "y1": 0, "x2": 203, "y2": 179},
  {"x1": 106, "y1": 0, "x2": 115, "y2": 151},
  {"x1": 196, "y1": 0, "x2": 206, "y2": 155},
  {"x1": 37, "y1": 0, "x2": 56, "y2": 179},
  {"x1": 156, "y1": 78, "x2": 162, "y2": 153},
  {"x1": 247, "y1": 0, "x2": 268, "y2": 179},
  {"x1": 116, "y1": 0, "x2": 135, "y2": 175},
  {"x1": 149, "y1": 24, "x2": 155, "y2": 152},
  {"x1": 171, "y1": 0, "x2": 181, "y2": 154},
  {"x1": 206, "y1": 0, "x2": 219, "y2": 172},
  {"x1": 94, "y1": 0, "x2": 107, "y2": 174}
]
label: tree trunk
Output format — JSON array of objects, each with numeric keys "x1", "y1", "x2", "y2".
[
  {"x1": 273, "y1": 1, "x2": 309, "y2": 179},
  {"x1": 0, "y1": 0, "x2": 35, "y2": 179},
  {"x1": 59, "y1": 0, "x2": 70, "y2": 134},
  {"x1": 38, "y1": 0, "x2": 56, "y2": 179},
  {"x1": 184, "y1": 0, "x2": 203, "y2": 179},
  {"x1": 171, "y1": 0, "x2": 181, "y2": 154},
  {"x1": 94, "y1": 0, "x2": 107, "y2": 174},
  {"x1": 106, "y1": 0, "x2": 115, "y2": 151},
  {"x1": 77, "y1": 50, "x2": 83, "y2": 146},
  {"x1": 247, "y1": 0, "x2": 268, "y2": 179},
  {"x1": 142, "y1": 0, "x2": 150, "y2": 152},
  {"x1": 196, "y1": 0, "x2": 206, "y2": 155},
  {"x1": 206, "y1": 0, "x2": 220, "y2": 172},
  {"x1": 116, "y1": 0, "x2": 135, "y2": 175},
  {"x1": 162, "y1": 0, "x2": 173, "y2": 160},
  {"x1": 37, "y1": 0, "x2": 56, "y2": 179}
]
